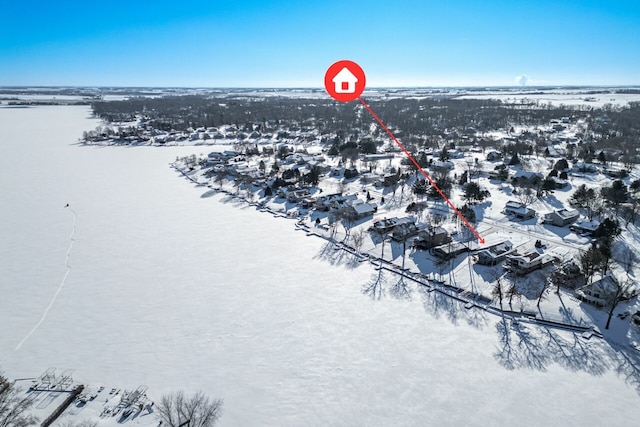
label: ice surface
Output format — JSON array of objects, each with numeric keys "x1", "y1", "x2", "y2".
[{"x1": 1, "y1": 106, "x2": 640, "y2": 426}]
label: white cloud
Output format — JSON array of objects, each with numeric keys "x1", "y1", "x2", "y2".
[{"x1": 515, "y1": 75, "x2": 529, "y2": 86}]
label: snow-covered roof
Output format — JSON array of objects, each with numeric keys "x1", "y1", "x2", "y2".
[
  {"x1": 352, "y1": 203, "x2": 376, "y2": 215},
  {"x1": 484, "y1": 240, "x2": 513, "y2": 257},
  {"x1": 505, "y1": 200, "x2": 525, "y2": 210},
  {"x1": 572, "y1": 218, "x2": 600, "y2": 231},
  {"x1": 546, "y1": 209, "x2": 579, "y2": 220},
  {"x1": 512, "y1": 170, "x2": 543, "y2": 180}
]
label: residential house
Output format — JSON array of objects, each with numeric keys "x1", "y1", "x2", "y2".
[
  {"x1": 343, "y1": 200, "x2": 377, "y2": 220},
  {"x1": 572, "y1": 162, "x2": 598, "y2": 173},
  {"x1": 413, "y1": 226, "x2": 451, "y2": 250},
  {"x1": 543, "y1": 209, "x2": 580, "y2": 227},
  {"x1": 299, "y1": 198, "x2": 316, "y2": 209},
  {"x1": 486, "y1": 151, "x2": 502, "y2": 162},
  {"x1": 431, "y1": 242, "x2": 470, "y2": 259},
  {"x1": 551, "y1": 177, "x2": 570, "y2": 189},
  {"x1": 286, "y1": 188, "x2": 311, "y2": 203},
  {"x1": 505, "y1": 249, "x2": 550, "y2": 275},
  {"x1": 576, "y1": 276, "x2": 618, "y2": 308},
  {"x1": 379, "y1": 173, "x2": 400, "y2": 187},
  {"x1": 315, "y1": 193, "x2": 348, "y2": 211},
  {"x1": 603, "y1": 167, "x2": 628, "y2": 178},
  {"x1": 327, "y1": 194, "x2": 358, "y2": 212},
  {"x1": 504, "y1": 201, "x2": 536, "y2": 220},
  {"x1": 476, "y1": 240, "x2": 514, "y2": 266},
  {"x1": 511, "y1": 170, "x2": 543, "y2": 188},
  {"x1": 359, "y1": 172, "x2": 379, "y2": 184},
  {"x1": 361, "y1": 153, "x2": 394, "y2": 162},
  {"x1": 570, "y1": 218, "x2": 600, "y2": 236},
  {"x1": 207, "y1": 150, "x2": 237, "y2": 162},
  {"x1": 370, "y1": 217, "x2": 415, "y2": 235},
  {"x1": 391, "y1": 220, "x2": 421, "y2": 241},
  {"x1": 277, "y1": 186, "x2": 310, "y2": 203},
  {"x1": 432, "y1": 160, "x2": 454, "y2": 170}
]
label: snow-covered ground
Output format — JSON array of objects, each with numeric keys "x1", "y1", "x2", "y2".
[
  {"x1": 1, "y1": 105, "x2": 640, "y2": 426},
  {"x1": 456, "y1": 89, "x2": 640, "y2": 107}
]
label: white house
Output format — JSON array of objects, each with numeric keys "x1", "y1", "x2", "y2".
[
  {"x1": 431, "y1": 242, "x2": 469, "y2": 259},
  {"x1": 432, "y1": 160, "x2": 454, "y2": 170},
  {"x1": 505, "y1": 249, "x2": 552, "y2": 274},
  {"x1": 344, "y1": 199, "x2": 377, "y2": 219},
  {"x1": 576, "y1": 276, "x2": 618, "y2": 307},
  {"x1": 332, "y1": 67, "x2": 358, "y2": 94},
  {"x1": 476, "y1": 240, "x2": 514, "y2": 266},
  {"x1": 504, "y1": 201, "x2": 536, "y2": 220}
]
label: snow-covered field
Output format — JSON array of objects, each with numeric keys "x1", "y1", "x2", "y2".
[
  {"x1": 1, "y1": 105, "x2": 640, "y2": 426},
  {"x1": 455, "y1": 89, "x2": 640, "y2": 107}
]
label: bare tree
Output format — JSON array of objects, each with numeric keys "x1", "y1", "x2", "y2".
[
  {"x1": 605, "y1": 279, "x2": 635, "y2": 330},
  {"x1": 0, "y1": 373, "x2": 38, "y2": 427},
  {"x1": 350, "y1": 228, "x2": 365, "y2": 254},
  {"x1": 341, "y1": 212, "x2": 356, "y2": 241},
  {"x1": 549, "y1": 260, "x2": 583, "y2": 293},
  {"x1": 157, "y1": 391, "x2": 223, "y2": 427},
  {"x1": 585, "y1": 193, "x2": 603, "y2": 221},
  {"x1": 328, "y1": 218, "x2": 339, "y2": 242},
  {"x1": 489, "y1": 269, "x2": 504, "y2": 308},
  {"x1": 536, "y1": 280, "x2": 550, "y2": 308},
  {"x1": 515, "y1": 186, "x2": 536, "y2": 207},
  {"x1": 505, "y1": 281, "x2": 521, "y2": 308}
]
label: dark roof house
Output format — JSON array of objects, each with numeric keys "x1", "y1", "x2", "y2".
[{"x1": 543, "y1": 209, "x2": 580, "y2": 227}]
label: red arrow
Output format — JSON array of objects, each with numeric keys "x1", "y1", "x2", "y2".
[{"x1": 358, "y1": 97, "x2": 485, "y2": 244}]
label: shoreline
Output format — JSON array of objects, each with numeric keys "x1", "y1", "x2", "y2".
[{"x1": 172, "y1": 163, "x2": 603, "y2": 338}]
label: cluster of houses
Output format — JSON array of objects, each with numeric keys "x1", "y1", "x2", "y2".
[
  {"x1": 475, "y1": 240, "x2": 555, "y2": 275},
  {"x1": 364, "y1": 215, "x2": 557, "y2": 275},
  {"x1": 172, "y1": 116, "x2": 639, "y2": 316},
  {"x1": 502, "y1": 201, "x2": 601, "y2": 238},
  {"x1": 197, "y1": 145, "x2": 605, "y2": 281}
]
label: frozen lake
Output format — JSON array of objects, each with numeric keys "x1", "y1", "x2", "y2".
[{"x1": 1, "y1": 106, "x2": 640, "y2": 426}]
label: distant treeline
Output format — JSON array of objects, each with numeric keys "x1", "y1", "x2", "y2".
[{"x1": 90, "y1": 95, "x2": 640, "y2": 152}]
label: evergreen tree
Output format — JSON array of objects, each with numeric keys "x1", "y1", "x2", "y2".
[
  {"x1": 439, "y1": 147, "x2": 450, "y2": 162},
  {"x1": 463, "y1": 182, "x2": 488, "y2": 203},
  {"x1": 412, "y1": 179, "x2": 428, "y2": 198},
  {"x1": 592, "y1": 218, "x2": 621, "y2": 241},
  {"x1": 601, "y1": 179, "x2": 628, "y2": 211},
  {"x1": 598, "y1": 151, "x2": 607, "y2": 164},
  {"x1": 553, "y1": 158, "x2": 569, "y2": 171},
  {"x1": 541, "y1": 176, "x2": 557, "y2": 195}
]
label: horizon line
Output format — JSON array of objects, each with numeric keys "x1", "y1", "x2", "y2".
[{"x1": 1, "y1": 84, "x2": 640, "y2": 91}]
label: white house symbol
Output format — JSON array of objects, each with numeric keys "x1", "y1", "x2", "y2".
[{"x1": 332, "y1": 67, "x2": 358, "y2": 94}]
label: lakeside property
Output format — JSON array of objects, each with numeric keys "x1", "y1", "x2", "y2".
[{"x1": 3, "y1": 99, "x2": 640, "y2": 426}]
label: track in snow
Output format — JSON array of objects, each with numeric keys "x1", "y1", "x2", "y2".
[{"x1": 15, "y1": 207, "x2": 77, "y2": 351}]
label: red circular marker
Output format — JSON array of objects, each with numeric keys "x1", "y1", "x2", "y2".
[{"x1": 324, "y1": 60, "x2": 366, "y2": 102}]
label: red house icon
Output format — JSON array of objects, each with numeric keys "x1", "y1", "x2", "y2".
[{"x1": 332, "y1": 67, "x2": 358, "y2": 94}]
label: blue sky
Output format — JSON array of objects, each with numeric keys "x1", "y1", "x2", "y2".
[{"x1": 1, "y1": 0, "x2": 639, "y2": 87}]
